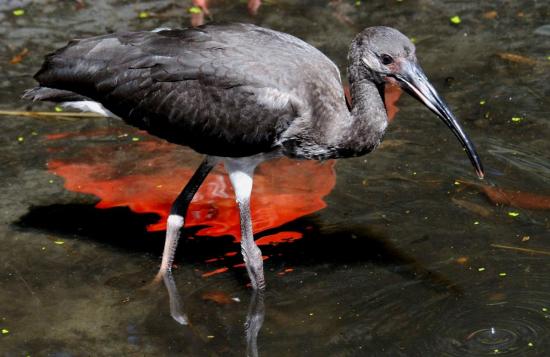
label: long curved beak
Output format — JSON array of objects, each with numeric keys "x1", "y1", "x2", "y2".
[{"x1": 396, "y1": 61, "x2": 484, "y2": 179}]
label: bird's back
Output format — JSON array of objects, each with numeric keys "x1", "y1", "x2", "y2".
[{"x1": 27, "y1": 23, "x2": 346, "y2": 157}]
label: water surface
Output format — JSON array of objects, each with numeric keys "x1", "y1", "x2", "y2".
[{"x1": 1, "y1": 0, "x2": 549, "y2": 356}]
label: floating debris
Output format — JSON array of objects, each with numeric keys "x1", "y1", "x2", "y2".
[
  {"x1": 10, "y1": 48, "x2": 29, "y2": 64},
  {"x1": 497, "y1": 52, "x2": 538, "y2": 65},
  {"x1": 138, "y1": 11, "x2": 149, "y2": 19},
  {"x1": 478, "y1": 267, "x2": 486, "y2": 272},
  {"x1": 131, "y1": 137, "x2": 140, "y2": 142},
  {"x1": 511, "y1": 116, "x2": 523, "y2": 123},
  {"x1": 491, "y1": 244, "x2": 550, "y2": 256},
  {"x1": 12, "y1": 9, "x2": 25, "y2": 16},
  {"x1": 202, "y1": 291, "x2": 234, "y2": 305},
  {"x1": 0, "y1": 110, "x2": 105, "y2": 119},
  {"x1": 498, "y1": 272, "x2": 507, "y2": 277},
  {"x1": 1, "y1": 328, "x2": 9, "y2": 334},
  {"x1": 483, "y1": 11, "x2": 498, "y2": 20},
  {"x1": 188, "y1": 6, "x2": 202, "y2": 14},
  {"x1": 54, "y1": 105, "x2": 63, "y2": 112},
  {"x1": 479, "y1": 100, "x2": 486, "y2": 105},
  {"x1": 379, "y1": 139, "x2": 411, "y2": 149},
  {"x1": 507, "y1": 211, "x2": 520, "y2": 217},
  {"x1": 450, "y1": 15, "x2": 461, "y2": 25},
  {"x1": 17, "y1": 136, "x2": 24, "y2": 142},
  {"x1": 53, "y1": 240, "x2": 65, "y2": 245}
]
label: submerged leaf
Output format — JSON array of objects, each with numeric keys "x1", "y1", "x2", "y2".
[
  {"x1": 497, "y1": 52, "x2": 538, "y2": 65},
  {"x1": 452, "y1": 197, "x2": 492, "y2": 217},
  {"x1": 458, "y1": 181, "x2": 550, "y2": 210},
  {"x1": 483, "y1": 11, "x2": 498, "y2": 19},
  {"x1": 201, "y1": 291, "x2": 234, "y2": 305},
  {"x1": 9, "y1": 48, "x2": 29, "y2": 64}
]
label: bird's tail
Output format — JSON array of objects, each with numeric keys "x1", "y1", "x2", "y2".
[
  {"x1": 22, "y1": 87, "x2": 88, "y2": 102},
  {"x1": 22, "y1": 87, "x2": 115, "y2": 117}
]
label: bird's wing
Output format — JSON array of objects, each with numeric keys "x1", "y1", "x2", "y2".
[{"x1": 31, "y1": 23, "x2": 343, "y2": 157}]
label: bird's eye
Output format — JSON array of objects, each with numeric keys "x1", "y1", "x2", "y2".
[{"x1": 381, "y1": 54, "x2": 393, "y2": 65}]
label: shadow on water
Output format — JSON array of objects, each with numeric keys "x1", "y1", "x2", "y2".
[
  {"x1": 16, "y1": 202, "x2": 464, "y2": 356},
  {"x1": 16, "y1": 203, "x2": 462, "y2": 295}
]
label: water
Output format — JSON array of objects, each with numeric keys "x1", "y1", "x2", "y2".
[{"x1": 1, "y1": 0, "x2": 549, "y2": 355}]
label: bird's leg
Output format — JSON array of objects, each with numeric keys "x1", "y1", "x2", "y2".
[
  {"x1": 154, "y1": 156, "x2": 218, "y2": 324},
  {"x1": 225, "y1": 158, "x2": 265, "y2": 290},
  {"x1": 157, "y1": 156, "x2": 219, "y2": 277},
  {"x1": 245, "y1": 289, "x2": 265, "y2": 357}
]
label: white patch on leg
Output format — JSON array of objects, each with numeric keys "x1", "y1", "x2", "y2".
[
  {"x1": 159, "y1": 214, "x2": 185, "y2": 275},
  {"x1": 228, "y1": 170, "x2": 254, "y2": 204},
  {"x1": 167, "y1": 214, "x2": 184, "y2": 228},
  {"x1": 61, "y1": 101, "x2": 117, "y2": 118}
]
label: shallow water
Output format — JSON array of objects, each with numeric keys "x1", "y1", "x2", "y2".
[{"x1": 1, "y1": 0, "x2": 550, "y2": 356}]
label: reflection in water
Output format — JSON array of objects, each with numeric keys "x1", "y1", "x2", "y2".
[
  {"x1": 152, "y1": 270, "x2": 265, "y2": 357},
  {"x1": 46, "y1": 133, "x2": 336, "y2": 279},
  {"x1": 245, "y1": 290, "x2": 265, "y2": 357},
  {"x1": 191, "y1": 0, "x2": 262, "y2": 27},
  {"x1": 45, "y1": 131, "x2": 329, "y2": 355},
  {"x1": 159, "y1": 272, "x2": 188, "y2": 325},
  {"x1": 39, "y1": 81, "x2": 404, "y2": 353},
  {"x1": 458, "y1": 179, "x2": 550, "y2": 210},
  {"x1": 44, "y1": 84, "x2": 402, "y2": 278}
]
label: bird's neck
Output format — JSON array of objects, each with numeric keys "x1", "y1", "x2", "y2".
[{"x1": 336, "y1": 78, "x2": 388, "y2": 157}]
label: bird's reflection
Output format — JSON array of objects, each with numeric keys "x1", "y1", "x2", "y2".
[
  {"x1": 155, "y1": 270, "x2": 265, "y2": 357},
  {"x1": 145, "y1": 221, "x2": 464, "y2": 357},
  {"x1": 244, "y1": 289, "x2": 265, "y2": 357},
  {"x1": 159, "y1": 271, "x2": 189, "y2": 325}
]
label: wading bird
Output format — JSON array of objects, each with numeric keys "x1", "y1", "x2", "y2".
[{"x1": 24, "y1": 23, "x2": 484, "y2": 291}]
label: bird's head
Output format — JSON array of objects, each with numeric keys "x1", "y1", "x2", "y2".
[{"x1": 350, "y1": 26, "x2": 484, "y2": 179}]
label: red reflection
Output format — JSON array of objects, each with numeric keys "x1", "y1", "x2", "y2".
[
  {"x1": 344, "y1": 83, "x2": 402, "y2": 123},
  {"x1": 47, "y1": 134, "x2": 335, "y2": 243},
  {"x1": 46, "y1": 85, "x2": 401, "y2": 277}
]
